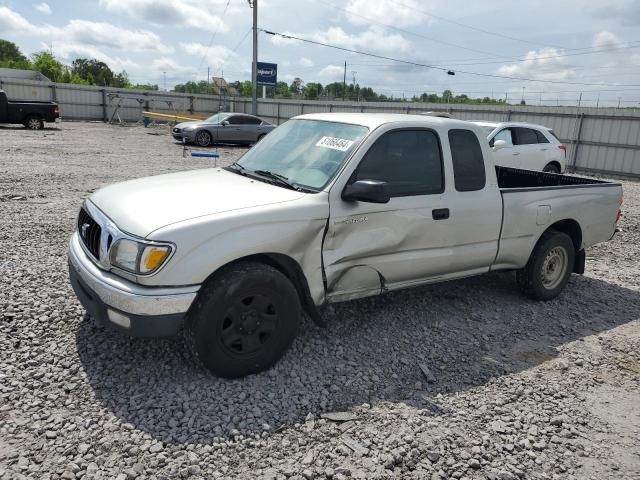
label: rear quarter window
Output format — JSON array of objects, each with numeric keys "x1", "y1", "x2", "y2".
[{"x1": 448, "y1": 129, "x2": 486, "y2": 192}]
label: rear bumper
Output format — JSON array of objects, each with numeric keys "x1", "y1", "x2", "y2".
[{"x1": 68, "y1": 233, "x2": 199, "y2": 337}]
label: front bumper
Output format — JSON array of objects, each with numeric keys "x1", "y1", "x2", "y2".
[
  {"x1": 68, "y1": 233, "x2": 199, "y2": 337},
  {"x1": 172, "y1": 129, "x2": 196, "y2": 142}
]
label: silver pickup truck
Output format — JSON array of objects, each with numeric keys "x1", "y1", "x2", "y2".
[{"x1": 68, "y1": 113, "x2": 623, "y2": 378}]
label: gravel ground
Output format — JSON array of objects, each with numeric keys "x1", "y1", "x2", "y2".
[{"x1": 1, "y1": 122, "x2": 639, "y2": 480}]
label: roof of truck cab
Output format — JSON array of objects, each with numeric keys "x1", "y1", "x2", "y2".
[
  {"x1": 293, "y1": 112, "x2": 480, "y2": 131},
  {"x1": 470, "y1": 120, "x2": 553, "y2": 131}
]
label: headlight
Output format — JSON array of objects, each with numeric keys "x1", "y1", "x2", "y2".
[
  {"x1": 109, "y1": 239, "x2": 172, "y2": 275},
  {"x1": 182, "y1": 126, "x2": 196, "y2": 131}
]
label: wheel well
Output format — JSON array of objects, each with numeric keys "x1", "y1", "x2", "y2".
[
  {"x1": 548, "y1": 219, "x2": 582, "y2": 252},
  {"x1": 204, "y1": 254, "x2": 325, "y2": 327},
  {"x1": 545, "y1": 161, "x2": 561, "y2": 171}
]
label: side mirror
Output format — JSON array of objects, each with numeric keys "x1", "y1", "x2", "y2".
[
  {"x1": 493, "y1": 139, "x2": 508, "y2": 151},
  {"x1": 342, "y1": 180, "x2": 390, "y2": 204},
  {"x1": 221, "y1": 120, "x2": 229, "y2": 126}
]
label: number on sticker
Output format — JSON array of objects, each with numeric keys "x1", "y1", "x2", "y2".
[{"x1": 316, "y1": 136, "x2": 355, "y2": 152}]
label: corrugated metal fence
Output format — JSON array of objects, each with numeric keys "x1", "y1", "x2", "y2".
[
  {"x1": 234, "y1": 98, "x2": 640, "y2": 178},
  {"x1": 1, "y1": 77, "x2": 639, "y2": 178}
]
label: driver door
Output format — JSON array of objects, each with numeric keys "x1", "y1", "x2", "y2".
[{"x1": 323, "y1": 128, "x2": 453, "y2": 302}]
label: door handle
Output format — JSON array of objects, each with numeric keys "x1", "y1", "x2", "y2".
[
  {"x1": 512, "y1": 151, "x2": 521, "y2": 156},
  {"x1": 432, "y1": 208, "x2": 450, "y2": 220}
]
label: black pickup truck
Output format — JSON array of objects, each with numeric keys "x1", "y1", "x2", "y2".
[{"x1": 0, "y1": 90, "x2": 59, "y2": 130}]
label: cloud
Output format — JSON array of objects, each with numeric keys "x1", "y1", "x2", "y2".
[
  {"x1": 344, "y1": 0, "x2": 425, "y2": 28},
  {"x1": 0, "y1": 7, "x2": 172, "y2": 54},
  {"x1": 318, "y1": 65, "x2": 345, "y2": 79},
  {"x1": 593, "y1": 31, "x2": 622, "y2": 49},
  {"x1": 180, "y1": 42, "x2": 236, "y2": 66},
  {"x1": 0, "y1": 7, "x2": 37, "y2": 33},
  {"x1": 595, "y1": 1, "x2": 640, "y2": 26},
  {"x1": 299, "y1": 57, "x2": 314, "y2": 67},
  {"x1": 497, "y1": 48, "x2": 576, "y2": 82},
  {"x1": 98, "y1": 0, "x2": 229, "y2": 33},
  {"x1": 52, "y1": 43, "x2": 139, "y2": 71},
  {"x1": 269, "y1": 26, "x2": 411, "y2": 55},
  {"x1": 313, "y1": 26, "x2": 411, "y2": 54},
  {"x1": 34, "y1": 2, "x2": 52, "y2": 14}
]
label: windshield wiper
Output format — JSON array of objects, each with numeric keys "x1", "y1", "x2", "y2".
[
  {"x1": 252, "y1": 170, "x2": 301, "y2": 191},
  {"x1": 226, "y1": 162, "x2": 247, "y2": 175}
]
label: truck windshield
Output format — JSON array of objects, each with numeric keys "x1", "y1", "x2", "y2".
[{"x1": 236, "y1": 119, "x2": 368, "y2": 191}]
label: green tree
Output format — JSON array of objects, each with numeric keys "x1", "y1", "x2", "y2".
[
  {"x1": 442, "y1": 89, "x2": 453, "y2": 103},
  {"x1": 275, "y1": 81, "x2": 291, "y2": 98},
  {"x1": 0, "y1": 39, "x2": 30, "y2": 69},
  {"x1": 303, "y1": 82, "x2": 322, "y2": 99},
  {"x1": 31, "y1": 51, "x2": 63, "y2": 81},
  {"x1": 71, "y1": 58, "x2": 114, "y2": 86}
]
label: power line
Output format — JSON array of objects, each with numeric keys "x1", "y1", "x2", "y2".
[
  {"x1": 385, "y1": 0, "x2": 568, "y2": 50},
  {"x1": 316, "y1": 0, "x2": 640, "y2": 68},
  {"x1": 259, "y1": 28, "x2": 640, "y2": 88},
  {"x1": 196, "y1": 0, "x2": 232, "y2": 74}
]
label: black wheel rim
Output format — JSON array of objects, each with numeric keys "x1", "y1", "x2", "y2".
[{"x1": 218, "y1": 294, "x2": 278, "y2": 357}]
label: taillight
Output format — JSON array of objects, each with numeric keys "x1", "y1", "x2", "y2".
[
  {"x1": 54, "y1": 106, "x2": 59, "y2": 116},
  {"x1": 558, "y1": 144, "x2": 566, "y2": 157},
  {"x1": 616, "y1": 194, "x2": 623, "y2": 223}
]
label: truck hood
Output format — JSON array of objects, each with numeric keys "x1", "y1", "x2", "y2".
[{"x1": 90, "y1": 168, "x2": 306, "y2": 237}]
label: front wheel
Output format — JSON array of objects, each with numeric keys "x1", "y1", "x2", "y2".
[
  {"x1": 24, "y1": 115, "x2": 44, "y2": 130},
  {"x1": 517, "y1": 230, "x2": 575, "y2": 301},
  {"x1": 185, "y1": 262, "x2": 301, "y2": 378},
  {"x1": 195, "y1": 130, "x2": 212, "y2": 147}
]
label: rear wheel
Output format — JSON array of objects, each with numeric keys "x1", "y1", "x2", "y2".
[
  {"x1": 24, "y1": 115, "x2": 44, "y2": 130},
  {"x1": 543, "y1": 163, "x2": 560, "y2": 174},
  {"x1": 195, "y1": 130, "x2": 212, "y2": 147},
  {"x1": 185, "y1": 262, "x2": 301, "y2": 378},
  {"x1": 517, "y1": 230, "x2": 575, "y2": 301}
]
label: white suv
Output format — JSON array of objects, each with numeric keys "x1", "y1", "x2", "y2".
[{"x1": 472, "y1": 121, "x2": 567, "y2": 173}]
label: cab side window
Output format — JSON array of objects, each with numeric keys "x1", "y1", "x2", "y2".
[
  {"x1": 449, "y1": 129, "x2": 486, "y2": 192},
  {"x1": 353, "y1": 129, "x2": 444, "y2": 197},
  {"x1": 226, "y1": 116, "x2": 243, "y2": 125}
]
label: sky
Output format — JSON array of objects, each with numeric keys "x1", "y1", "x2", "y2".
[{"x1": 1, "y1": 0, "x2": 640, "y2": 106}]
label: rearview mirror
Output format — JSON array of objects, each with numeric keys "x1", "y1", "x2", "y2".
[
  {"x1": 342, "y1": 180, "x2": 390, "y2": 204},
  {"x1": 493, "y1": 139, "x2": 508, "y2": 151}
]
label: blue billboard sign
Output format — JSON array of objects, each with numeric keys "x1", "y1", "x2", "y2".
[{"x1": 257, "y1": 62, "x2": 277, "y2": 86}]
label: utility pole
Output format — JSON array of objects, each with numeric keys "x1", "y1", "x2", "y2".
[
  {"x1": 207, "y1": 66, "x2": 210, "y2": 94},
  {"x1": 342, "y1": 61, "x2": 346, "y2": 101},
  {"x1": 618, "y1": 97, "x2": 622, "y2": 109},
  {"x1": 250, "y1": 0, "x2": 258, "y2": 114},
  {"x1": 163, "y1": 72, "x2": 166, "y2": 91}
]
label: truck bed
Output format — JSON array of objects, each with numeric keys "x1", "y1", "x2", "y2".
[
  {"x1": 492, "y1": 166, "x2": 622, "y2": 272},
  {"x1": 496, "y1": 165, "x2": 613, "y2": 190}
]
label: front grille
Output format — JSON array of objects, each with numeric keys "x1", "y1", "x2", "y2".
[{"x1": 77, "y1": 208, "x2": 102, "y2": 260}]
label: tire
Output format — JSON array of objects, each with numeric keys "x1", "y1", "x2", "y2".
[
  {"x1": 195, "y1": 130, "x2": 212, "y2": 147},
  {"x1": 517, "y1": 230, "x2": 575, "y2": 301},
  {"x1": 543, "y1": 163, "x2": 560, "y2": 174},
  {"x1": 24, "y1": 115, "x2": 44, "y2": 130},
  {"x1": 185, "y1": 262, "x2": 301, "y2": 378}
]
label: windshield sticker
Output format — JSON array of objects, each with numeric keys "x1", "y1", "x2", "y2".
[{"x1": 315, "y1": 136, "x2": 355, "y2": 152}]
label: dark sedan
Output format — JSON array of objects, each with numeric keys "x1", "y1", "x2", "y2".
[{"x1": 172, "y1": 112, "x2": 275, "y2": 147}]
